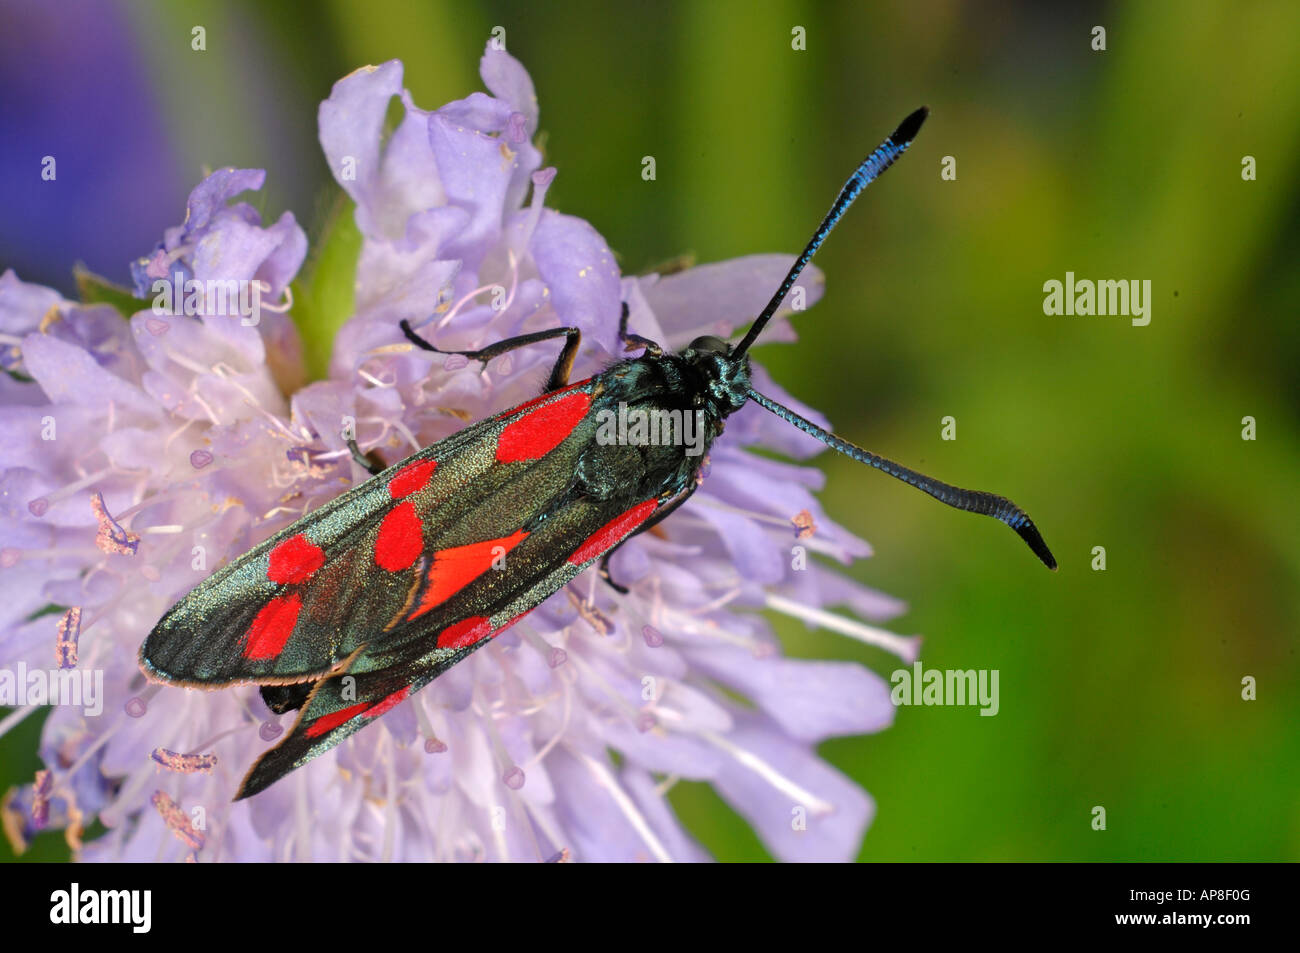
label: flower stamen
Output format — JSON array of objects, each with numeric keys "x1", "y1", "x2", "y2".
[{"x1": 765, "y1": 592, "x2": 921, "y2": 663}]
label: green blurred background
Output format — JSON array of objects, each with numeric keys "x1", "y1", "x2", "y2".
[{"x1": 3, "y1": 0, "x2": 1297, "y2": 861}]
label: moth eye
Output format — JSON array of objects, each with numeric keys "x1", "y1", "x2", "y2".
[{"x1": 688, "y1": 335, "x2": 729, "y2": 354}]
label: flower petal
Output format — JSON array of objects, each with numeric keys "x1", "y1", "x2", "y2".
[
  {"x1": 642, "y1": 255, "x2": 824, "y2": 348},
  {"x1": 21, "y1": 332, "x2": 157, "y2": 419},
  {"x1": 690, "y1": 649, "x2": 895, "y2": 742},
  {"x1": 319, "y1": 61, "x2": 405, "y2": 215},
  {"x1": 711, "y1": 712, "x2": 873, "y2": 862},
  {"x1": 529, "y1": 210, "x2": 622, "y2": 334}
]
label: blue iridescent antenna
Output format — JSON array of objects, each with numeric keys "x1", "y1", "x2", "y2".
[
  {"x1": 746, "y1": 390, "x2": 1057, "y2": 569},
  {"x1": 737, "y1": 107, "x2": 1058, "y2": 569},
  {"x1": 731, "y1": 106, "x2": 928, "y2": 359}
]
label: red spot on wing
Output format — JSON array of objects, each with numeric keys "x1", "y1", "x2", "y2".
[
  {"x1": 375, "y1": 500, "x2": 423, "y2": 572},
  {"x1": 569, "y1": 499, "x2": 659, "y2": 565},
  {"x1": 409, "y1": 530, "x2": 530, "y2": 621},
  {"x1": 305, "y1": 700, "x2": 371, "y2": 738},
  {"x1": 364, "y1": 686, "x2": 410, "y2": 720},
  {"x1": 266, "y1": 534, "x2": 325, "y2": 585},
  {"x1": 436, "y1": 616, "x2": 492, "y2": 650},
  {"x1": 243, "y1": 593, "x2": 303, "y2": 660},
  {"x1": 387, "y1": 459, "x2": 437, "y2": 498},
  {"x1": 496, "y1": 391, "x2": 592, "y2": 463},
  {"x1": 304, "y1": 687, "x2": 412, "y2": 739}
]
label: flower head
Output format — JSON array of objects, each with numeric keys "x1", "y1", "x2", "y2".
[{"x1": 2, "y1": 45, "x2": 917, "y2": 862}]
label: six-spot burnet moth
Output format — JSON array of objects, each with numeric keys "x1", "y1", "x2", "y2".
[{"x1": 140, "y1": 106, "x2": 1056, "y2": 801}]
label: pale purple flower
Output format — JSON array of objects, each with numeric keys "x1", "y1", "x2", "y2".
[{"x1": 1, "y1": 46, "x2": 918, "y2": 862}]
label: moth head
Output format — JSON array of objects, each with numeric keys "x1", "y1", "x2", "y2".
[
  {"x1": 681, "y1": 336, "x2": 749, "y2": 415},
  {"x1": 686, "y1": 334, "x2": 731, "y2": 356}
]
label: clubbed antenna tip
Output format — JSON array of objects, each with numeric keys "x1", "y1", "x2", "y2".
[
  {"x1": 730, "y1": 106, "x2": 930, "y2": 359},
  {"x1": 891, "y1": 106, "x2": 929, "y2": 146},
  {"x1": 747, "y1": 388, "x2": 1058, "y2": 571}
]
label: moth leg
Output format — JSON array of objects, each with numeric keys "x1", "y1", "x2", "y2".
[
  {"x1": 346, "y1": 437, "x2": 385, "y2": 476},
  {"x1": 400, "y1": 320, "x2": 582, "y2": 391},
  {"x1": 598, "y1": 553, "x2": 629, "y2": 593},
  {"x1": 599, "y1": 484, "x2": 698, "y2": 592},
  {"x1": 618, "y1": 301, "x2": 663, "y2": 357}
]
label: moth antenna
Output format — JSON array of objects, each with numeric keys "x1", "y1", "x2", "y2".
[
  {"x1": 731, "y1": 106, "x2": 928, "y2": 360},
  {"x1": 747, "y1": 388, "x2": 1057, "y2": 570}
]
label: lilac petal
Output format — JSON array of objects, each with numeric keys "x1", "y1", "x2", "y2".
[
  {"x1": 0, "y1": 269, "x2": 63, "y2": 336},
  {"x1": 480, "y1": 46, "x2": 539, "y2": 130},
  {"x1": 319, "y1": 60, "x2": 405, "y2": 212},
  {"x1": 193, "y1": 316, "x2": 266, "y2": 377},
  {"x1": 353, "y1": 224, "x2": 463, "y2": 321},
  {"x1": 99, "y1": 696, "x2": 178, "y2": 778},
  {"x1": 328, "y1": 314, "x2": 421, "y2": 385},
  {"x1": 289, "y1": 380, "x2": 355, "y2": 452},
  {"x1": 592, "y1": 715, "x2": 724, "y2": 779},
  {"x1": 579, "y1": 647, "x2": 733, "y2": 733},
  {"x1": 689, "y1": 648, "x2": 894, "y2": 742},
  {"x1": 702, "y1": 450, "x2": 870, "y2": 568},
  {"x1": 808, "y1": 571, "x2": 908, "y2": 622},
  {"x1": 690, "y1": 496, "x2": 786, "y2": 584},
  {"x1": 497, "y1": 715, "x2": 555, "y2": 803},
  {"x1": 129, "y1": 305, "x2": 214, "y2": 374},
  {"x1": 427, "y1": 656, "x2": 475, "y2": 712},
  {"x1": 358, "y1": 92, "x2": 447, "y2": 239},
  {"x1": 42, "y1": 560, "x2": 120, "y2": 610},
  {"x1": 642, "y1": 255, "x2": 825, "y2": 348},
  {"x1": 426, "y1": 113, "x2": 513, "y2": 267},
  {"x1": 180, "y1": 168, "x2": 267, "y2": 235},
  {"x1": 444, "y1": 710, "x2": 506, "y2": 808},
  {"x1": 548, "y1": 747, "x2": 677, "y2": 862},
  {"x1": 0, "y1": 568, "x2": 67, "y2": 634},
  {"x1": 436, "y1": 90, "x2": 514, "y2": 131},
  {"x1": 252, "y1": 211, "x2": 309, "y2": 300},
  {"x1": 0, "y1": 369, "x2": 46, "y2": 407},
  {"x1": 714, "y1": 445, "x2": 825, "y2": 491},
  {"x1": 496, "y1": 629, "x2": 545, "y2": 682},
  {"x1": 58, "y1": 304, "x2": 141, "y2": 363},
  {"x1": 21, "y1": 332, "x2": 157, "y2": 419},
  {"x1": 477, "y1": 48, "x2": 543, "y2": 210},
  {"x1": 695, "y1": 458, "x2": 819, "y2": 533},
  {"x1": 190, "y1": 210, "x2": 306, "y2": 301},
  {"x1": 620, "y1": 766, "x2": 711, "y2": 862},
  {"x1": 711, "y1": 712, "x2": 873, "y2": 862},
  {"x1": 529, "y1": 210, "x2": 622, "y2": 333},
  {"x1": 222, "y1": 802, "x2": 276, "y2": 862},
  {"x1": 0, "y1": 405, "x2": 46, "y2": 468}
]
